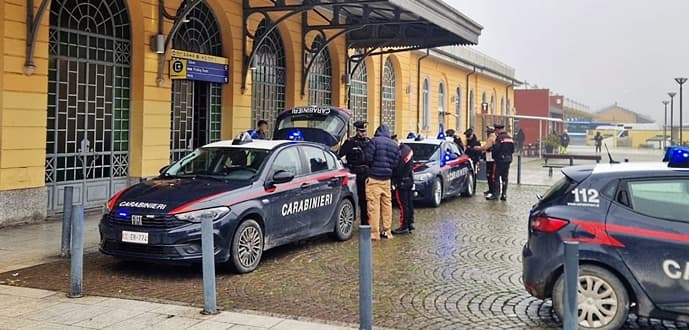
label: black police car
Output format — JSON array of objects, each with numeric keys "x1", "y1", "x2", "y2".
[
  {"x1": 403, "y1": 134, "x2": 476, "y2": 207},
  {"x1": 523, "y1": 147, "x2": 689, "y2": 329},
  {"x1": 100, "y1": 107, "x2": 357, "y2": 273}
]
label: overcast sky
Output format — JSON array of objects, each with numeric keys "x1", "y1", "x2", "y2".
[{"x1": 447, "y1": 0, "x2": 689, "y2": 123}]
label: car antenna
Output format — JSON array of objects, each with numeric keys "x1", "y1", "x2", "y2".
[{"x1": 604, "y1": 143, "x2": 619, "y2": 164}]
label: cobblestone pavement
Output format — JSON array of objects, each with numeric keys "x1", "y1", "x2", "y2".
[{"x1": 2, "y1": 183, "x2": 687, "y2": 329}]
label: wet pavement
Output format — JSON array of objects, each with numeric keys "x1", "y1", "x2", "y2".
[{"x1": 2, "y1": 182, "x2": 687, "y2": 329}]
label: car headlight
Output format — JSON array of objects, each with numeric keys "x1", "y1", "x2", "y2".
[
  {"x1": 174, "y1": 206, "x2": 230, "y2": 223},
  {"x1": 414, "y1": 172, "x2": 434, "y2": 182}
]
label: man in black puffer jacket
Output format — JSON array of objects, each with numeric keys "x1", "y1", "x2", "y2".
[{"x1": 364, "y1": 125, "x2": 400, "y2": 240}]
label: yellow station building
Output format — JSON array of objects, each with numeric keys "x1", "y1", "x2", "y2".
[{"x1": 0, "y1": 0, "x2": 518, "y2": 225}]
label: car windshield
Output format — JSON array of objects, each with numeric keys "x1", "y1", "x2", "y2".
[
  {"x1": 407, "y1": 143, "x2": 440, "y2": 161},
  {"x1": 164, "y1": 147, "x2": 271, "y2": 181}
]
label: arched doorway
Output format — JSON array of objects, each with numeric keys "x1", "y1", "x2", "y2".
[
  {"x1": 382, "y1": 58, "x2": 396, "y2": 133},
  {"x1": 349, "y1": 61, "x2": 368, "y2": 131},
  {"x1": 252, "y1": 20, "x2": 286, "y2": 136},
  {"x1": 46, "y1": 0, "x2": 131, "y2": 211},
  {"x1": 170, "y1": 2, "x2": 223, "y2": 162},
  {"x1": 308, "y1": 36, "x2": 332, "y2": 106}
]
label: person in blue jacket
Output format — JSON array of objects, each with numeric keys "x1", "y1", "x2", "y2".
[{"x1": 364, "y1": 125, "x2": 400, "y2": 240}]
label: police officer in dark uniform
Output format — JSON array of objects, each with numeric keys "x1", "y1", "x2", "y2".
[
  {"x1": 492, "y1": 124, "x2": 515, "y2": 201},
  {"x1": 339, "y1": 121, "x2": 371, "y2": 225},
  {"x1": 392, "y1": 135, "x2": 415, "y2": 235}
]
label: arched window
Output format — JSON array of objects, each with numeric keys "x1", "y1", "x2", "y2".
[
  {"x1": 47, "y1": 0, "x2": 131, "y2": 211},
  {"x1": 382, "y1": 58, "x2": 396, "y2": 133},
  {"x1": 500, "y1": 97, "x2": 505, "y2": 116},
  {"x1": 455, "y1": 87, "x2": 462, "y2": 131},
  {"x1": 422, "y1": 78, "x2": 430, "y2": 131},
  {"x1": 308, "y1": 36, "x2": 332, "y2": 106},
  {"x1": 252, "y1": 20, "x2": 286, "y2": 135},
  {"x1": 490, "y1": 94, "x2": 495, "y2": 115},
  {"x1": 438, "y1": 81, "x2": 446, "y2": 127},
  {"x1": 350, "y1": 61, "x2": 368, "y2": 131},
  {"x1": 469, "y1": 90, "x2": 475, "y2": 130}
]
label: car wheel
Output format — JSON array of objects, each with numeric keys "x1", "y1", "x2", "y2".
[
  {"x1": 552, "y1": 264, "x2": 630, "y2": 330},
  {"x1": 230, "y1": 219, "x2": 263, "y2": 274},
  {"x1": 461, "y1": 172, "x2": 475, "y2": 197},
  {"x1": 429, "y1": 177, "x2": 442, "y2": 207},
  {"x1": 333, "y1": 199, "x2": 354, "y2": 241}
]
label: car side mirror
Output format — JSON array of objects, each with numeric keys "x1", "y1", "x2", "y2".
[
  {"x1": 272, "y1": 170, "x2": 294, "y2": 185},
  {"x1": 159, "y1": 165, "x2": 170, "y2": 174}
]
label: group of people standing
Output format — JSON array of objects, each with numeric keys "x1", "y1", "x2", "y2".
[
  {"x1": 470, "y1": 125, "x2": 515, "y2": 201},
  {"x1": 339, "y1": 121, "x2": 415, "y2": 240}
]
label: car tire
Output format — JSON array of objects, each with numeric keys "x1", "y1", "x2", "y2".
[
  {"x1": 332, "y1": 199, "x2": 354, "y2": 241},
  {"x1": 461, "y1": 171, "x2": 475, "y2": 197},
  {"x1": 429, "y1": 177, "x2": 442, "y2": 207},
  {"x1": 552, "y1": 264, "x2": 630, "y2": 330},
  {"x1": 229, "y1": 219, "x2": 264, "y2": 274}
]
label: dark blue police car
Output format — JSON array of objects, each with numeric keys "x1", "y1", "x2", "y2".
[
  {"x1": 402, "y1": 135, "x2": 476, "y2": 207},
  {"x1": 100, "y1": 107, "x2": 357, "y2": 273},
  {"x1": 523, "y1": 147, "x2": 689, "y2": 329}
]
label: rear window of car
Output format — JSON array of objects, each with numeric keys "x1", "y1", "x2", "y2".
[
  {"x1": 539, "y1": 176, "x2": 576, "y2": 204},
  {"x1": 626, "y1": 179, "x2": 689, "y2": 222}
]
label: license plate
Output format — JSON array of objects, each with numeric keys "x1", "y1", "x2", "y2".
[{"x1": 121, "y1": 230, "x2": 148, "y2": 244}]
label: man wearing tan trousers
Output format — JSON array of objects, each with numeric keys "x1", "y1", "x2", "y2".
[{"x1": 364, "y1": 125, "x2": 400, "y2": 240}]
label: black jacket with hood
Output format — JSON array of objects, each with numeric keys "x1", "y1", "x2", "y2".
[{"x1": 365, "y1": 125, "x2": 400, "y2": 180}]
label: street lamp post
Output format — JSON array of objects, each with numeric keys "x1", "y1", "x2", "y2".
[
  {"x1": 675, "y1": 78, "x2": 688, "y2": 145},
  {"x1": 663, "y1": 100, "x2": 669, "y2": 149},
  {"x1": 669, "y1": 92, "x2": 677, "y2": 145}
]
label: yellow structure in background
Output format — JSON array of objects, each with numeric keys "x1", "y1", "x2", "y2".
[{"x1": 0, "y1": 0, "x2": 516, "y2": 225}]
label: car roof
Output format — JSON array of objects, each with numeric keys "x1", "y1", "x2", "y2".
[
  {"x1": 402, "y1": 138, "x2": 445, "y2": 145},
  {"x1": 202, "y1": 139, "x2": 291, "y2": 150},
  {"x1": 592, "y1": 162, "x2": 689, "y2": 175}
]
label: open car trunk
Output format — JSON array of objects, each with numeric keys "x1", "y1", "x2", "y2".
[{"x1": 273, "y1": 106, "x2": 351, "y2": 148}]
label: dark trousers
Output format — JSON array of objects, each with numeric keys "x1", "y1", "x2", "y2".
[
  {"x1": 595, "y1": 145, "x2": 601, "y2": 153},
  {"x1": 486, "y1": 161, "x2": 496, "y2": 194},
  {"x1": 495, "y1": 161, "x2": 511, "y2": 197},
  {"x1": 356, "y1": 175, "x2": 369, "y2": 225},
  {"x1": 394, "y1": 188, "x2": 414, "y2": 229}
]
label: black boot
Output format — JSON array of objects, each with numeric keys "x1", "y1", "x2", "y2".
[
  {"x1": 392, "y1": 227, "x2": 410, "y2": 235},
  {"x1": 500, "y1": 183, "x2": 508, "y2": 201}
]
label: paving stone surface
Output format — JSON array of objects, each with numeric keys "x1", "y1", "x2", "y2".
[{"x1": 1, "y1": 183, "x2": 687, "y2": 329}]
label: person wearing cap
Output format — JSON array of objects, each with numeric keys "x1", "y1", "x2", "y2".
[
  {"x1": 464, "y1": 128, "x2": 481, "y2": 171},
  {"x1": 492, "y1": 124, "x2": 515, "y2": 201},
  {"x1": 391, "y1": 134, "x2": 415, "y2": 235},
  {"x1": 445, "y1": 129, "x2": 464, "y2": 152},
  {"x1": 339, "y1": 120, "x2": 371, "y2": 225},
  {"x1": 473, "y1": 126, "x2": 498, "y2": 200}
]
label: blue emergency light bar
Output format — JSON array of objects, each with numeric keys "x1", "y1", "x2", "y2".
[
  {"x1": 287, "y1": 129, "x2": 304, "y2": 141},
  {"x1": 665, "y1": 146, "x2": 689, "y2": 168}
]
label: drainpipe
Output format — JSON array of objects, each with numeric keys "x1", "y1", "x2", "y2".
[
  {"x1": 466, "y1": 66, "x2": 476, "y2": 130},
  {"x1": 416, "y1": 49, "x2": 430, "y2": 133}
]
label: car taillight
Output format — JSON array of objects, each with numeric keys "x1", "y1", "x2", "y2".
[{"x1": 530, "y1": 216, "x2": 569, "y2": 233}]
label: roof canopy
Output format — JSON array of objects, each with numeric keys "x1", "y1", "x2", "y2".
[
  {"x1": 241, "y1": 0, "x2": 483, "y2": 95},
  {"x1": 341, "y1": 0, "x2": 482, "y2": 48}
]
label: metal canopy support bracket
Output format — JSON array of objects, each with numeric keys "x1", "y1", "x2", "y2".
[
  {"x1": 154, "y1": 0, "x2": 206, "y2": 86},
  {"x1": 24, "y1": 0, "x2": 51, "y2": 76},
  {"x1": 240, "y1": 0, "x2": 435, "y2": 97}
]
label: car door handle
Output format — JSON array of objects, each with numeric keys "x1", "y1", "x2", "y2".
[
  {"x1": 301, "y1": 182, "x2": 315, "y2": 189},
  {"x1": 328, "y1": 178, "x2": 339, "y2": 186}
]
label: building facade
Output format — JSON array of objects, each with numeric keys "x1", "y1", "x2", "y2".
[
  {"x1": 0, "y1": 0, "x2": 516, "y2": 225},
  {"x1": 594, "y1": 103, "x2": 654, "y2": 124},
  {"x1": 514, "y1": 89, "x2": 564, "y2": 146}
]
